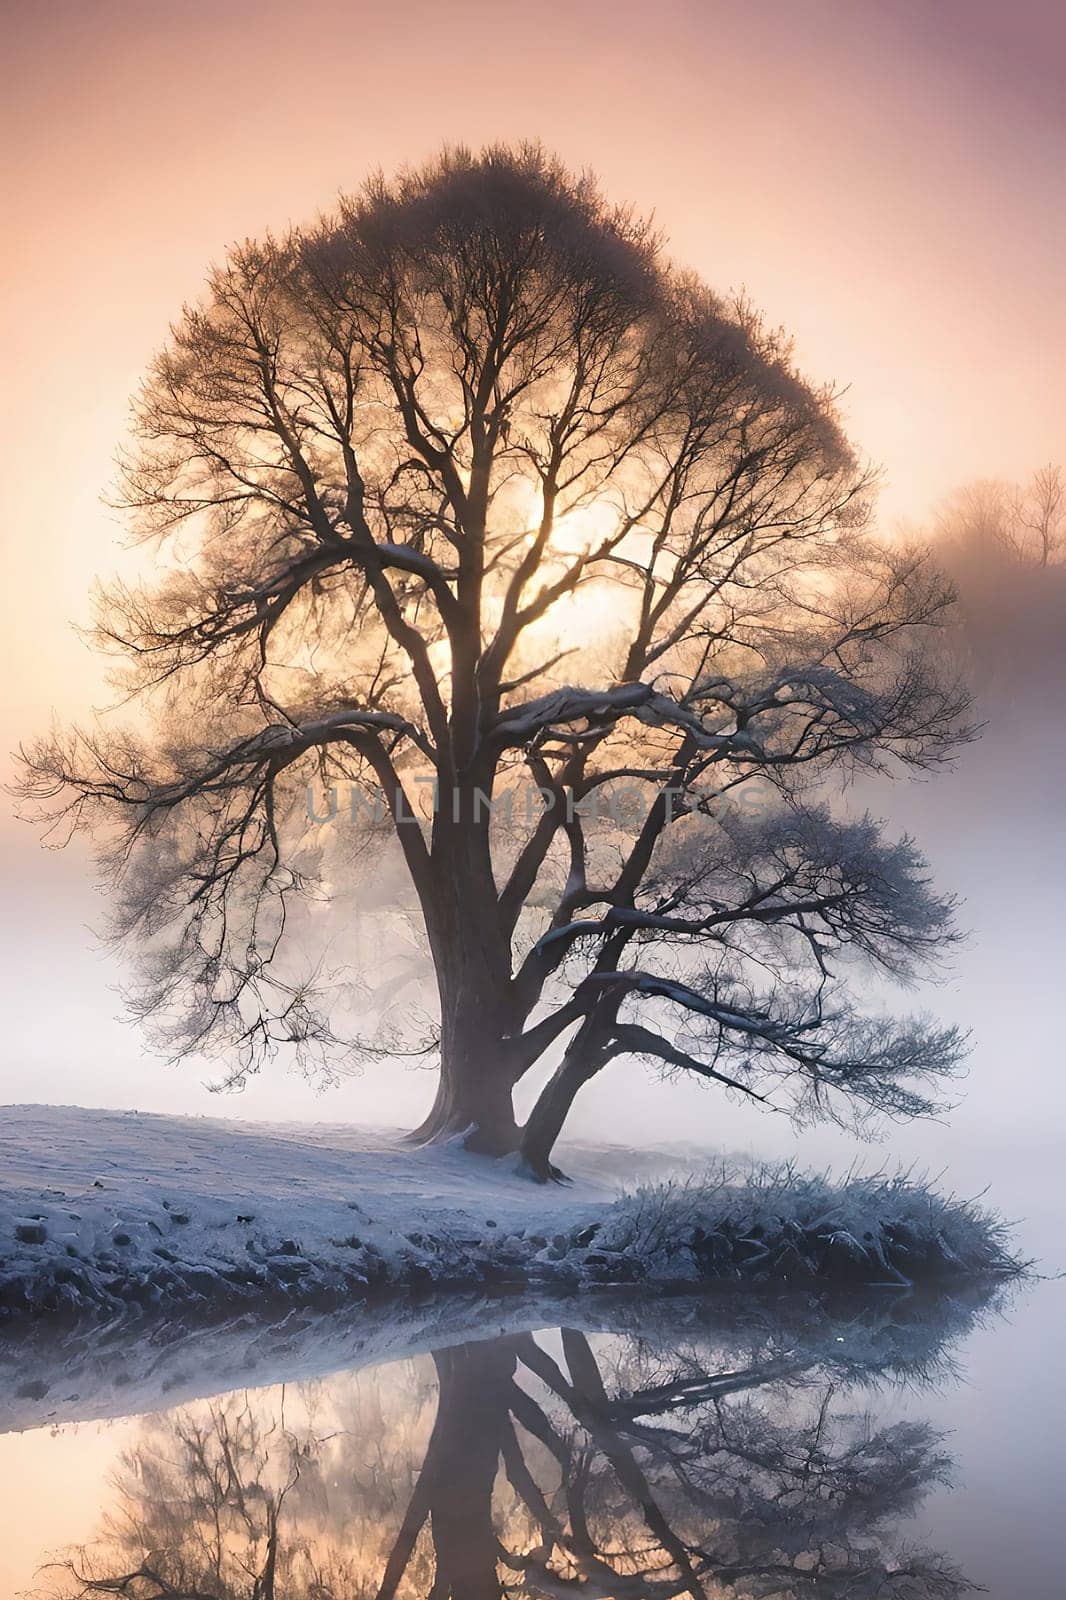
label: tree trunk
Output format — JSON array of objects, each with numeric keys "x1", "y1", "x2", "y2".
[
  {"x1": 377, "y1": 1338, "x2": 520, "y2": 1599},
  {"x1": 410, "y1": 802, "x2": 523, "y2": 1155},
  {"x1": 411, "y1": 1025, "x2": 519, "y2": 1156},
  {"x1": 519, "y1": 1044, "x2": 608, "y2": 1181},
  {"x1": 409, "y1": 951, "x2": 520, "y2": 1153},
  {"x1": 425, "y1": 1342, "x2": 519, "y2": 1599}
]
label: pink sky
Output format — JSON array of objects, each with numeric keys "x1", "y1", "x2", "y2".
[
  {"x1": 1, "y1": 0, "x2": 1063, "y2": 1137},
  {"x1": 3, "y1": 0, "x2": 1064, "y2": 730}
]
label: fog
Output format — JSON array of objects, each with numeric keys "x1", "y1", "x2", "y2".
[
  {"x1": 3, "y1": 527, "x2": 1063, "y2": 1247},
  {"x1": 1, "y1": 1, "x2": 1063, "y2": 1257}
]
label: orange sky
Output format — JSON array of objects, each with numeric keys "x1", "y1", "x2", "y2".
[
  {"x1": 3, "y1": 0, "x2": 1064, "y2": 735},
  {"x1": 1, "y1": 0, "x2": 1063, "y2": 1132}
]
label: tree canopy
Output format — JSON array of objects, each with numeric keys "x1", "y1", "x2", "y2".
[{"x1": 16, "y1": 145, "x2": 974, "y2": 1175}]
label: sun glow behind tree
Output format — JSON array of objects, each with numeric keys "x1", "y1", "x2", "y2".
[{"x1": 15, "y1": 145, "x2": 975, "y2": 1177}]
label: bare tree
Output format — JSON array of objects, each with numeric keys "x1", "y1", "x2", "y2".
[
  {"x1": 1008, "y1": 464, "x2": 1064, "y2": 566},
  {"x1": 931, "y1": 465, "x2": 1066, "y2": 710},
  {"x1": 15, "y1": 145, "x2": 973, "y2": 1175},
  {"x1": 935, "y1": 466, "x2": 1064, "y2": 567}
]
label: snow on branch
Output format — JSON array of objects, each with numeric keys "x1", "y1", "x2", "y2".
[{"x1": 600, "y1": 965, "x2": 968, "y2": 1130}]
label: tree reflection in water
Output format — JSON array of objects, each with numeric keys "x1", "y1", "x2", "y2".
[{"x1": 46, "y1": 1300, "x2": 978, "y2": 1599}]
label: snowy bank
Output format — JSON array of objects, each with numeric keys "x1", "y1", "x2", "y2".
[{"x1": 0, "y1": 1106, "x2": 1022, "y2": 1323}]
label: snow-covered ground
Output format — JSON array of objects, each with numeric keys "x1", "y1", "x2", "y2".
[
  {"x1": 0, "y1": 1105, "x2": 1021, "y2": 1324},
  {"x1": 0, "y1": 1106, "x2": 626, "y2": 1318}
]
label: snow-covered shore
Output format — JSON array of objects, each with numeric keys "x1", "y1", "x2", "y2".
[{"x1": 0, "y1": 1106, "x2": 1022, "y2": 1324}]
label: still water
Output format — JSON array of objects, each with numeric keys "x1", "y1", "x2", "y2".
[{"x1": 1, "y1": 1278, "x2": 1061, "y2": 1599}]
